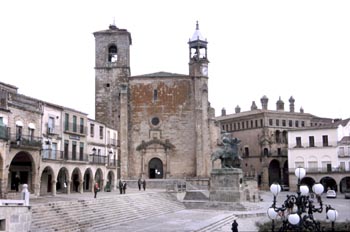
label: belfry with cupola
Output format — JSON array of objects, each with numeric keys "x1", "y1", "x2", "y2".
[{"x1": 94, "y1": 22, "x2": 219, "y2": 180}]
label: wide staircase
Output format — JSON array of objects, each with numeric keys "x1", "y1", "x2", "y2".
[{"x1": 30, "y1": 191, "x2": 186, "y2": 232}]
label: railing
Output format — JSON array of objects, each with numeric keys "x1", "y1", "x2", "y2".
[
  {"x1": 289, "y1": 167, "x2": 350, "y2": 174},
  {"x1": 9, "y1": 133, "x2": 42, "y2": 148},
  {"x1": 64, "y1": 122, "x2": 87, "y2": 135},
  {"x1": 42, "y1": 149, "x2": 64, "y2": 160},
  {"x1": 107, "y1": 138, "x2": 120, "y2": 147},
  {"x1": 89, "y1": 154, "x2": 107, "y2": 165}
]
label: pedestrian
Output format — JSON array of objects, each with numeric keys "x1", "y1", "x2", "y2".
[
  {"x1": 231, "y1": 219, "x2": 238, "y2": 232},
  {"x1": 142, "y1": 179, "x2": 146, "y2": 191},
  {"x1": 138, "y1": 178, "x2": 142, "y2": 191},
  {"x1": 94, "y1": 182, "x2": 99, "y2": 198},
  {"x1": 122, "y1": 181, "x2": 127, "y2": 194},
  {"x1": 119, "y1": 180, "x2": 123, "y2": 194},
  {"x1": 14, "y1": 175, "x2": 20, "y2": 192}
]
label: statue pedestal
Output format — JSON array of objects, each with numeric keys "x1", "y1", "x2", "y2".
[{"x1": 209, "y1": 168, "x2": 243, "y2": 202}]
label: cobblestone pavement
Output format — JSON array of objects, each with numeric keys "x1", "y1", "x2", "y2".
[{"x1": 29, "y1": 189, "x2": 350, "y2": 232}]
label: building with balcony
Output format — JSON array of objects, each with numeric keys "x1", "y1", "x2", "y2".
[
  {"x1": 215, "y1": 95, "x2": 333, "y2": 190},
  {"x1": 0, "y1": 81, "x2": 119, "y2": 198},
  {"x1": 288, "y1": 118, "x2": 350, "y2": 193}
]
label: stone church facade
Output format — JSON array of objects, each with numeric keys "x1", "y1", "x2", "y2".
[{"x1": 94, "y1": 22, "x2": 219, "y2": 179}]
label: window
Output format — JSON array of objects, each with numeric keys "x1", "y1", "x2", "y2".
[
  {"x1": 233, "y1": 123, "x2": 236, "y2": 130},
  {"x1": 282, "y1": 120, "x2": 286, "y2": 127},
  {"x1": 73, "y1": 116, "x2": 77, "y2": 133},
  {"x1": 296, "y1": 137, "x2": 302, "y2": 147},
  {"x1": 276, "y1": 119, "x2": 279, "y2": 126},
  {"x1": 301, "y1": 121, "x2": 305, "y2": 127},
  {"x1": 251, "y1": 120, "x2": 253, "y2": 128},
  {"x1": 260, "y1": 119, "x2": 263, "y2": 127},
  {"x1": 72, "y1": 141, "x2": 77, "y2": 160},
  {"x1": 16, "y1": 125, "x2": 22, "y2": 141},
  {"x1": 90, "y1": 124, "x2": 95, "y2": 137},
  {"x1": 255, "y1": 120, "x2": 258, "y2": 127},
  {"x1": 65, "y1": 113, "x2": 69, "y2": 131},
  {"x1": 242, "y1": 122, "x2": 244, "y2": 129},
  {"x1": 244, "y1": 147, "x2": 249, "y2": 157},
  {"x1": 64, "y1": 140, "x2": 69, "y2": 160},
  {"x1": 108, "y1": 45, "x2": 118, "y2": 62},
  {"x1": 80, "y1": 118, "x2": 84, "y2": 134},
  {"x1": 48, "y1": 116, "x2": 55, "y2": 133},
  {"x1": 79, "y1": 142, "x2": 84, "y2": 161},
  {"x1": 153, "y1": 89, "x2": 158, "y2": 101},
  {"x1": 99, "y1": 126, "x2": 104, "y2": 139},
  {"x1": 309, "y1": 136, "x2": 315, "y2": 147},
  {"x1": 28, "y1": 128, "x2": 34, "y2": 141},
  {"x1": 295, "y1": 121, "x2": 299, "y2": 127},
  {"x1": 295, "y1": 162, "x2": 304, "y2": 168},
  {"x1": 277, "y1": 148, "x2": 281, "y2": 156},
  {"x1": 322, "y1": 135, "x2": 328, "y2": 147},
  {"x1": 289, "y1": 120, "x2": 293, "y2": 127},
  {"x1": 308, "y1": 161, "x2": 317, "y2": 171},
  {"x1": 269, "y1": 119, "x2": 273, "y2": 126}
]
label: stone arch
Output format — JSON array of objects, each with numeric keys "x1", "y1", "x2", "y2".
[
  {"x1": 40, "y1": 166, "x2": 55, "y2": 195},
  {"x1": 301, "y1": 176, "x2": 316, "y2": 192},
  {"x1": 57, "y1": 167, "x2": 69, "y2": 194},
  {"x1": 9, "y1": 151, "x2": 36, "y2": 193},
  {"x1": 94, "y1": 168, "x2": 103, "y2": 190},
  {"x1": 268, "y1": 159, "x2": 281, "y2": 186},
  {"x1": 71, "y1": 167, "x2": 82, "y2": 193},
  {"x1": 148, "y1": 158, "x2": 163, "y2": 179},
  {"x1": 320, "y1": 176, "x2": 337, "y2": 192},
  {"x1": 83, "y1": 168, "x2": 93, "y2": 192},
  {"x1": 106, "y1": 171, "x2": 115, "y2": 191},
  {"x1": 339, "y1": 176, "x2": 350, "y2": 193}
]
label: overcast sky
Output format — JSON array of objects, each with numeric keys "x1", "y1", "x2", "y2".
[{"x1": 0, "y1": 0, "x2": 349, "y2": 120}]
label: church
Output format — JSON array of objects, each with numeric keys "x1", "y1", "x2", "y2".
[{"x1": 93, "y1": 22, "x2": 219, "y2": 180}]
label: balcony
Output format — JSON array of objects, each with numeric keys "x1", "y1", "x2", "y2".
[
  {"x1": 9, "y1": 133, "x2": 42, "y2": 149},
  {"x1": 107, "y1": 138, "x2": 120, "y2": 147},
  {"x1": 289, "y1": 167, "x2": 350, "y2": 174},
  {"x1": 63, "y1": 123, "x2": 87, "y2": 136}
]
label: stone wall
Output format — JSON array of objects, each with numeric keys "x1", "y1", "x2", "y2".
[{"x1": 0, "y1": 206, "x2": 31, "y2": 232}]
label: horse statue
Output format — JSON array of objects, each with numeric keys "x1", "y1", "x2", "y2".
[{"x1": 211, "y1": 134, "x2": 242, "y2": 169}]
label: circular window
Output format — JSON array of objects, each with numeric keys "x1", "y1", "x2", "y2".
[{"x1": 151, "y1": 117, "x2": 160, "y2": 126}]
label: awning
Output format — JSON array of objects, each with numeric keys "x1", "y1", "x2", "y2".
[
  {"x1": 28, "y1": 123, "x2": 36, "y2": 129},
  {"x1": 15, "y1": 121, "x2": 24, "y2": 127}
]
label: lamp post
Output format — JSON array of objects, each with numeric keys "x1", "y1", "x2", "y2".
[{"x1": 267, "y1": 167, "x2": 338, "y2": 232}]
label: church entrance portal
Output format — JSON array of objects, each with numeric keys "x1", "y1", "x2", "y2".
[{"x1": 149, "y1": 158, "x2": 163, "y2": 179}]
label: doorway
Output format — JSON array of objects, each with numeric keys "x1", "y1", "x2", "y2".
[{"x1": 149, "y1": 158, "x2": 163, "y2": 179}]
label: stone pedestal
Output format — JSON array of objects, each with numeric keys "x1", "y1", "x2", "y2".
[{"x1": 209, "y1": 168, "x2": 243, "y2": 202}]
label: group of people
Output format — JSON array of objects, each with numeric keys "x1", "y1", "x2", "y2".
[
  {"x1": 93, "y1": 179, "x2": 147, "y2": 198},
  {"x1": 137, "y1": 178, "x2": 146, "y2": 191}
]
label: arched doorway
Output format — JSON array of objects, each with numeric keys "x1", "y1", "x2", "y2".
[
  {"x1": 71, "y1": 168, "x2": 82, "y2": 193},
  {"x1": 106, "y1": 171, "x2": 114, "y2": 192},
  {"x1": 320, "y1": 176, "x2": 337, "y2": 192},
  {"x1": 94, "y1": 168, "x2": 103, "y2": 190},
  {"x1": 149, "y1": 158, "x2": 163, "y2": 179},
  {"x1": 301, "y1": 177, "x2": 316, "y2": 191},
  {"x1": 339, "y1": 176, "x2": 350, "y2": 193},
  {"x1": 57, "y1": 168, "x2": 68, "y2": 193},
  {"x1": 9, "y1": 151, "x2": 35, "y2": 193},
  {"x1": 40, "y1": 166, "x2": 55, "y2": 195},
  {"x1": 268, "y1": 159, "x2": 281, "y2": 186},
  {"x1": 83, "y1": 168, "x2": 93, "y2": 192}
]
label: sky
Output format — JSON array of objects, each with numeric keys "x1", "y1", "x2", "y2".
[{"x1": 0, "y1": 0, "x2": 349, "y2": 120}]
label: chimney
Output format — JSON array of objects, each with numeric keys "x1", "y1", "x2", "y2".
[
  {"x1": 251, "y1": 101, "x2": 257, "y2": 110},
  {"x1": 300, "y1": 107, "x2": 304, "y2": 113},
  {"x1": 221, "y1": 108, "x2": 226, "y2": 116},
  {"x1": 289, "y1": 96, "x2": 295, "y2": 113},
  {"x1": 276, "y1": 97, "x2": 284, "y2": 111},
  {"x1": 261, "y1": 95, "x2": 269, "y2": 110},
  {"x1": 235, "y1": 105, "x2": 241, "y2": 113}
]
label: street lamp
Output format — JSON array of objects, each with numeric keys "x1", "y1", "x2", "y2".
[{"x1": 267, "y1": 167, "x2": 338, "y2": 232}]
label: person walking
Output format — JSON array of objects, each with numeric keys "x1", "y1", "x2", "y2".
[
  {"x1": 119, "y1": 180, "x2": 123, "y2": 194},
  {"x1": 231, "y1": 219, "x2": 238, "y2": 232},
  {"x1": 94, "y1": 182, "x2": 100, "y2": 198},
  {"x1": 137, "y1": 178, "x2": 142, "y2": 191},
  {"x1": 142, "y1": 179, "x2": 146, "y2": 191},
  {"x1": 122, "y1": 181, "x2": 127, "y2": 194}
]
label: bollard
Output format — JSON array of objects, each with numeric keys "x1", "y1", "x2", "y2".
[{"x1": 21, "y1": 184, "x2": 30, "y2": 206}]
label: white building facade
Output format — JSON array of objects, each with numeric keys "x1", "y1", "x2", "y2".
[{"x1": 288, "y1": 119, "x2": 350, "y2": 193}]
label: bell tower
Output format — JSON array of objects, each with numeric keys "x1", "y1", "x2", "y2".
[
  {"x1": 188, "y1": 21, "x2": 209, "y2": 77},
  {"x1": 93, "y1": 24, "x2": 132, "y2": 130}
]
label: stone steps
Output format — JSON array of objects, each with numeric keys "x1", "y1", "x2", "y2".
[{"x1": 30, "y1": 192, "x2": 186, "y2": 232}]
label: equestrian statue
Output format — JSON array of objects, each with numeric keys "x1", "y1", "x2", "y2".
[{"x1": 211, "y1": 134, "x2": 242, "y2": 169}]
